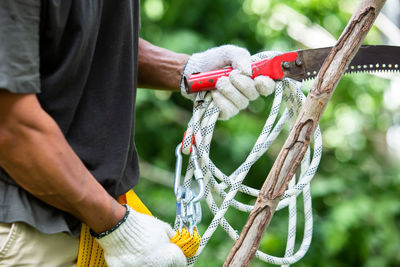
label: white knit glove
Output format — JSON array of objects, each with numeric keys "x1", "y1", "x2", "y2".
[
  {"x1": 251, "y1": 50, "x2": 281, "y2": 96},
  {"x1": 95, "y1": 206, "x2": 186, "y2": 267},
  {"x1": 181, "y1": 45, "x2": 276, "y2": 120}
]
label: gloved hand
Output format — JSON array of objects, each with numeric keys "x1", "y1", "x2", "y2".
[
  {"x1": 181, "y1": 45, "x2": 276, "y2": 120},
  {"x1": 95, "y1": 205, "x2": 186, "y2": 267}
]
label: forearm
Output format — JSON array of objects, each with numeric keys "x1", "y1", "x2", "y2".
[
  {"x1": 137, "y1": 38, "x2": 189, "y2": 91},
  {"x1": 0, "y1": 92, "x2": 125, "y2": 234}
]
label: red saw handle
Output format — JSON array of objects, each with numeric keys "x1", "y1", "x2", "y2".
[{"x1": 184, "y1": 52, "x2": 298, "y2": 94}]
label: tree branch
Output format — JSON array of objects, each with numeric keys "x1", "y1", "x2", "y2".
[{"x1": 224, "y1": 1, "x2": 386, "y2": 266}]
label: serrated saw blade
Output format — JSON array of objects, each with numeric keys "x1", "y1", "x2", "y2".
[
  {"x1": 287, "y1": 45, "x2": 400, "y2": 82},
  {"x1": 345, "y1": 45, "x2": 400, "y2": 75}
]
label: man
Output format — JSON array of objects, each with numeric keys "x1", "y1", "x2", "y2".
[{"x1": 0, "y1": 1, "x2": 274, "y2": 266}]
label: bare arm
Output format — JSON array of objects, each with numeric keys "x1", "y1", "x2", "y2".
[
  {"x1": 0, "y1": 90, "x2": 125, "y2": 234},
  {"x1": 137, "y1": 38, "x2": 189, "y2": 91}
]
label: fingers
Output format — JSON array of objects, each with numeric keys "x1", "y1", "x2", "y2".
[
  {"x1": 254, "y1": 76, "x2": 275, "y2": 96},
  {"x1": 213, "y1": 71, "x2": 277, "y2": 120},
  {"x1": 215, "y1": 76, "x2": 249, "y2": 110},
  {"x1": 223, "y1": 45, "x2": 252, "y2": 76},
  {"x1": 166, "y1": 226, "x2": 178, "y2": 239},
  {"x1": 211, "y1": 90, "x2": 239, "y2": 120},
  {"x1": 230, "y1": 70, "x2": 259, "y2": 101},
  {"x1": 154, "y1": 243, "x2": 187, "y2": 267},
  {"x1": 152, "y1": 217, "x2": 178, "y2": 241}
]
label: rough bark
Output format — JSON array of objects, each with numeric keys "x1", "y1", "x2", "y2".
[{"x1": 224, "y1": 1, "x2": 386, "y2": 266}]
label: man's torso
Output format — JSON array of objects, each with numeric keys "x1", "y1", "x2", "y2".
[{"x1": 0, "y1": 0, "x2": 140, "y2": 236}]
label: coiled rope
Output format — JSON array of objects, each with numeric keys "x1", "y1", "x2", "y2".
[{"x1": 177, "y1": 78, "x2": 322, "y2": 266}]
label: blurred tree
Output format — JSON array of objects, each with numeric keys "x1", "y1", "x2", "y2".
[{"x1": 134, "y1": 1, "x2": 400, "y2": 266}]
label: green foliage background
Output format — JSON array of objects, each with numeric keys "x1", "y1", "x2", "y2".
[{"x1": 134, "y1": 0, "x2": 400, "y2": 266}]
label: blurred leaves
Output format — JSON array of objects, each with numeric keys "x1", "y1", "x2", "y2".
[{"x1": 135, "y1": 0, "x2": 400, "y2": 266}]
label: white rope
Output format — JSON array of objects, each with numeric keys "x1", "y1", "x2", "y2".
[{"x1": 176, "y1": 78, "x2": 322, "y2": 266}]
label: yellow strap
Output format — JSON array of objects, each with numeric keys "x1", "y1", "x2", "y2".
[
  {"x1": 124, "y1": 189, "x2": 152, "y2": 215},
  {"x1": 76, "y1": 190, "x2": 151, "y2": 267},
  {"x1": 170, "y1": 227, "x2": 201, "y2": 258},
  {"x1": 76, "y1": 189, "x2": 200, "y2": 266}
]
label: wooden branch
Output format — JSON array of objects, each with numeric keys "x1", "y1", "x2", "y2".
[{"x1": 224, "y1": 1, "x2": 386, "y2": 266}]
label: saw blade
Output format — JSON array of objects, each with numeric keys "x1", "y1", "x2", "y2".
[
  {"x1": 295, "y1": 45, "x2": 400, "y2": 82},
  {"x1": 345, "y1": 45, "x2": 400, "y2": 76}
]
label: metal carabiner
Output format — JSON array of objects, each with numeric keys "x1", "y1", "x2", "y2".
[
  {"x1": 175, "y1": 186, "x2": 186, "y2": 232},
  {"x1": 174, "y1": 143, "x2": 205, "y2": 203},
  {"x1": 190, "y1": 146, "x2": 205, "y2": 203},
  {"x1": 184, "y1": 189, "x2": 202, "y2": 235},
  {"x1": 173, "y1": 143, "x2": 183, "y2": 198},
  {"x1": 173, "y1": 141, "x2": 205, "y2": 234}
]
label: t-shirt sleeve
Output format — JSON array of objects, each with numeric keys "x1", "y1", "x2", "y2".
[{"x1": 0, "y1": 0, "x2": 41, "y2": 93}]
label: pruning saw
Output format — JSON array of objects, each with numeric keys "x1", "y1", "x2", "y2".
[{"x1": 184, "y1": 45, "x2": 400, "y2": 94}]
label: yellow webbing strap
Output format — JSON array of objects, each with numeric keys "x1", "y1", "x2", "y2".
[
  {"x1": 170, "y1": 227, "x2": 201, "y2": 258},
  {"x1": 77, "y1": 223, "x2": 107, "y2": 267},
  {"x1": 76, "y1": 189, "x2": 201, "y2": 266},
  {"x1": 76, "y1": 190, "x2": 151, "y2": 267}
]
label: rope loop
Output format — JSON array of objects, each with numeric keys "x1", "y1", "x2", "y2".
[
  {"x1": 181, "y1": 131, "x2": 196, "y2": 154},
  {"x1": 175, "y1": 79, "x2": 322, "y2": 266}
]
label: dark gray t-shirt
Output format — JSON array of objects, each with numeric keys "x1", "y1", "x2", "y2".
[{"x1": 0, "y1": 0, "x2": 140, "y2": 236}]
